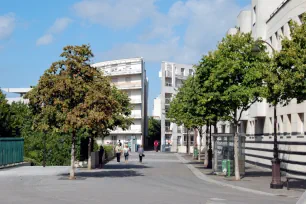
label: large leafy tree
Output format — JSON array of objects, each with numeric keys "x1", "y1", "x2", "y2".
[
  {"x1": 0, "y1": 90, "x2": 10, "y2": 137},
  {"x1": 195, "y1": 51, "x2": 230, "y2": 168},
  {"x1": 25, "y1": 45, "x2": 124, "y2": 179},
  {"x1": 168, "y1": 77, "x2": 205, "y2": 154},
  {"x1": 209, "y1": 32, "x2": 269, "y2": 180}
]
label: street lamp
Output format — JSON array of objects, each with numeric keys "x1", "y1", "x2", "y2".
[{"x1": 252, "y1": 40, "x2": 283, "y2": 189}]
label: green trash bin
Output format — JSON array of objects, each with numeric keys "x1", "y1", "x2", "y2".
[
  {"x1": 194, "y1": 148, "x2": 198, "y2": 159},
  {"x1": 227, "y1": 160, "x2": 234, "y2": 177},
  {"x1": 222, "y1": 160, "x2": 228, "y2": 174}
]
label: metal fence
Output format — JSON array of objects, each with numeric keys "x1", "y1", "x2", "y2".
[{"x1": 0, "y1": 138, "x2": 24, "y2": 166}]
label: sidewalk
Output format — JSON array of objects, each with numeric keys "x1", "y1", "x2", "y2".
[{"x1": 180, "y1": 153, "x2": 305, "y2": 198}]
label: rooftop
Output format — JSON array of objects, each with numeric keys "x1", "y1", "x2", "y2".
[{"x1": 92, "y1": 57, "x2": 143, "y2": 67}]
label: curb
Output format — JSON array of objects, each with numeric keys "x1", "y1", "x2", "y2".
[{"x1": 175, "y1": 153, "x2": 295, "y2": 197}]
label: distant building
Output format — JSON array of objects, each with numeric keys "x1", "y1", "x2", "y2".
[
  {"x1": 152, "y1": 95, "x2": 161, "y2": 120},
  {"x1": 1, "y1": 88, "x2": 31, "y2": 104},
  {"x1": 92, "y1": 57, "x2": 148, "y2": 150},
  {"x1": 159, "y1": 61, "x2": 194, "y2": 152}
]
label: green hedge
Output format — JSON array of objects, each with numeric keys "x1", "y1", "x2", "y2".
[{"x1": 104, "y1": 145, "x2": 114, "y2": 161}]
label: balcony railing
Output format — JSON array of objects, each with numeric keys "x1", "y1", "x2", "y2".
[
  {"x1": 130, "y1": 114, "x2": 142, "y2": 119},
  {"x1": 177, "y1": 129, "x2": 182, "y2": 133},
  {"x1": 130, "y1": 98, "x2": 142, "y2": 104},
  {"x1": 110, "y1": 128, "x2": 142, "y2": 134},
  {"x1": 165, "y1": 127, "x2": 171, "y2": 132},
  {"x1": 114, "y1": 82, "x2": 142, "y2": 90}
]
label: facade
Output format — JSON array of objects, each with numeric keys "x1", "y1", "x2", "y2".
[
  {"x1": 159, "y1": 61, "x2": 194, "y2": 152},
  {"x1": 1, "y1": 88, "x2": 31, "y2": 104},
  {"x1": 227, "y1": 0, "x2": 306, "y2": 176},
  {"x1": 92, "y1": 58, "x2": 148, "y2": 151},
  {"x1": 152, "y1": 95, "x2": 161, "y2": 120}
]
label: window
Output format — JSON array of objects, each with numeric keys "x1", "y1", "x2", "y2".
[
  {"x1": 189, "y1": 69, "x2": 193, "y2": 76},
  {"x1": 281, "y1": 26, "x2": 284, "y2": 36},
  {"x1": 125, "y1": 77, "x2": 131, "y2": 82},
  {"x1": 270, "y1": 36, "x2": 273, "y2": 45},
  {"x1": 298, "y1": 14, "x2": 304, "y2": 24},
  {"x1": 177, "y1": 136, "x2": 182, "y2": 146},
  {"x1": 298, "y1": 113, "x2": 304, "y2": 134},
  {"x1": 181, "y1": 68, "x2": 185, "y2": 76},
  {"x1": 287, "y1": 114, "x2": 291, "y2": 135},
  {"x1": 112, "y1": 78, "x2": 118, "y2": 83},
  {"x1": 269, "y1": 117, "x2": 273, "y2": 134},
  {"x1": 221, "y1": 125, "x2": 226, "y2": 133}
]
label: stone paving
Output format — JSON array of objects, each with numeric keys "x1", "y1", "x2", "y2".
[
  {"x1": 181, "y1": 153, "x2": 305, "y2": 199},
  {"x1": 0, "y1": 151, "x2": 299, "y2": 204}
]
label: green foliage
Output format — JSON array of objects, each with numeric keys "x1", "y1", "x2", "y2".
[
  {"x1": 273, "y1": 13, "x2": 306, "y2": 104},
  {"x1": 204, "y1": 32, "x2": 269, "y2": 123},
  {"x1": 104, "y1": 145, "x2": 114, "y2": 160},
  {"x1": 148, "y1": 116, "x2": 161, "y2": 140},
  {"x1": 0, "y1": 90, "x2": 11, "y2": 137}
]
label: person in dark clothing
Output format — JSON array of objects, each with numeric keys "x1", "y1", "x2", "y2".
[{"x1": 99, "y1": 145, "x2": 104, "y2": 168}]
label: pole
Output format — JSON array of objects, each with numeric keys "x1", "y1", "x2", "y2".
[
  {"x1": 207, "y1": 121, "x2": 212, "y2": 168},
  {"x1": 270, "y1": 104, "x2": 283, "y2": 188}
]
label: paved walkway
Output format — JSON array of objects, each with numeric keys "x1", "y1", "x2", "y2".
[
  {"x1": 0, "y1": 151, "x2": 298, "y2": 204},
  {"x1": 180, "y1": 153, "x2": 305, "y2": 198}
]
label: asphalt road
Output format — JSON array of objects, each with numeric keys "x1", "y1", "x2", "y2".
[{"x1": 0, "y1": 152, "x2": 298, "y2": 204}]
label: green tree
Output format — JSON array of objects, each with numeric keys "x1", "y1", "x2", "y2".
[
  {"x1": 147, "y1": 116, "x2": 161, "y2": 145},
  {"x1": 168, "y1": 77, "x2": 205, "y2": 154},
  {"x1": 0, "y1": 90, "x2": 10, "y2": 137},
  {"x1": 25, "y1": 44, "x2": 124, "y2": 179},
  {"x1": 208, "y1": 32, "x2": 269, "y2": 180}
]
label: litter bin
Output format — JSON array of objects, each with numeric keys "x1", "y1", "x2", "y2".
[
  {"x1": 222, "y1": 159, "x2": 234, "y2": 177},
  {"x1": 194, "y1": 148, "x2": 198, "y2": 159}
]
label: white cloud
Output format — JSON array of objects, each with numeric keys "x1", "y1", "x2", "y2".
[
  {"x1": 48, "y1": 17, "x2": 73, "y2": 34},
  {"x1": 36, "y1": 17, "x2": 72, "y2": 46},
  {"x1": 0, "y1": 13, "x2": 15, "y2": 40},
  {"x1": 36, "y1": 34, "x2": 54, "y2": 46},
  {"x1": 73, "y1": 0, "x2": 156, "y2": 29},
  {"x1": 76, "y1": 0, "x2": 243, "y2": 63}
]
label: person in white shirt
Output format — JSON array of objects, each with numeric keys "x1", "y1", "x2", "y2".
[
  {"x1": 115, "y1": 144, "x2": 122, "y2": 163},
  {"x1": 123, "y1": 145, "x2": 130, "y2": 164}
]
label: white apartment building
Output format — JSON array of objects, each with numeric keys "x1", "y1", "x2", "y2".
[
  {"x1": 92, "y1": 58, "x2": 148, "y2": 151},
  {"x1": 1, "y1": 88, "x2": 31, "y2": 104},
  {"x1": 159, "y1": 61, "x2": 194, "y2": 152},
  {"x1": 227, "y1": 0, "x2": 306, "y2": 177},
  {"x1": 152, "y1": 95, "x2": 161, "y2": 120}
]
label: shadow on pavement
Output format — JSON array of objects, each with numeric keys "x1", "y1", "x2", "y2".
[
  {"x1": 59, "y1": 170, "x2": 144, "y2": 178},
  {"x1": 103, "y1": 164, "x2": 152, "y2": 170},
  {"x1": 244, "y1": 171, "x2": 271, "y2": 177}
]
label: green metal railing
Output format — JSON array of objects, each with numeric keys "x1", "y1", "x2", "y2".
[{"x1": 0, "y1": 138, "x2": 24, "y2": 166}]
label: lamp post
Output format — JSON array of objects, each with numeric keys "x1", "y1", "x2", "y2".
[{"x1": 252, "y1": 40, "x2": 283, "y2": 189}]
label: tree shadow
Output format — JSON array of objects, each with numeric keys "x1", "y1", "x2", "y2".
[
  {"x1": 59, "y1": 170, "x2": 144, "y2": 178},
  {"x1": 283, "y1": 180, "x2": 306, "y2": 190},
  {"x1": 102, "y1": 164, "x2": 152, "y2": 170},
  {"x1": 244, "y1": 171, "x2": 272, "y2": 177}
]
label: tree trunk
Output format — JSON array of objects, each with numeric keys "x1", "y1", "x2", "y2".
[
  {"x1": 69, "y1": 131, "x2": 76, "y2": 180},
  {"x1": 186, "y1": 129, "x2": 190, "y2": 154},
  {"x1": 207, "y1": 122, "x2": 212, "y2": 169},
  {"x1": 193, "y1": 128, "x2": 198, "y2": 159},
  {"x1": 87, "y1": 136, "x2": 92, "y2": 170},
  {"x1": 234, "y1": 110, "x2": 240, "y2": 180},
  {"x1": 198, "y1": 128, "x2": 202, "y2": 161},
  {"x1": 204, "y1": 123, "x2": 209, "y2": 167}
]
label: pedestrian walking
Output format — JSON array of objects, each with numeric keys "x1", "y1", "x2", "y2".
[
  {"x1": 154, "y1": 140, "x2": 159, "y2": 152},
  {"x1": 138, "y1": 145, "x2": 145, "y2": 163},
  {"x1": 99, "y1": 145, "x2": 104, "y2": 168},
  {"x1": 123, "y1": 145, "x2": 130, "y2": 164},
  {"x1": 115, "y1": 144, "x2": 122, "y2": 162}
]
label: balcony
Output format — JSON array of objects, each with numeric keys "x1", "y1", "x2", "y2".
[
  {"x1": 130, "y1": 98, "x2": 142, "y2": 104},
  {"x1": 130, "y1": 114, "x2": 142, "y2": 119},
  {"x1": 101, "y1": 67, "x2": 142, "y2": 76},
  {"x1": 165, "y1": 82, "x2": 172, "y2": 87},
  {"x1": 165, "y1": 98, "x2": 171, "y2": 105},
  {"x1": 165, "y1": 126, "x2": 172, "y2": 133},
  {"x1": 177, "y1": 128, "x2": 182, "y2": 133},
  {"x1": 114, "y1": 82, "x2": 142, "y2": 90},
  {"x1": 249, "y1": 100, "x2": 268, "y2": 118},
  {"x1": 165, "y1": 71, "x2": 172, "y2": 78},
  {"x1": 110, "y1": 128, "x2": 142, "y2": 134},
  {"x1": 175, "y1": 71, "x2": 188, "y2": 79}
]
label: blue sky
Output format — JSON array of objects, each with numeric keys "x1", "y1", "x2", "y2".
[{"x1": 0, "y1": 0, "x2": 249, "y2": 114}]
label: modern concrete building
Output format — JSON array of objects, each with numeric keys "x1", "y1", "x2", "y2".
[
  {"x1": 152, "y1": 95, "x2": 161, "y2": 120},
  {"x1": 92, "y1": 58, "x2": 148, "y2": 151},
  {"x1": 158, "y1": 61, "x2": 194, "y2": 152},
  {"x1": 227, "y1": 0, "x2": 306, "y2": 176},
  {"x1": 1, "y1": 88, "x2": 31, "y2": 104}
]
